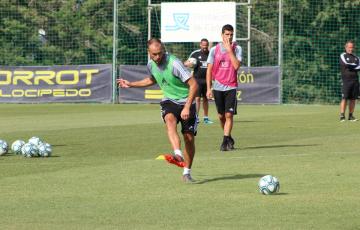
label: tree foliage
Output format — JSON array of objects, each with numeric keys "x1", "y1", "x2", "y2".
[
  {"x1": 0, "y1": 0, "x2": 113, "y2": 65},
  {"x1": 282, "y1": 0, "x2": 360, "y2": 103}
]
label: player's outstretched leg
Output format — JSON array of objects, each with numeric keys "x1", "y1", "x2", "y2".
[
  {"x1": 163, "y1": 113, "x2": 186, "y2": 167},
  {"x1": 182, "y1": 132, "x2": 196, "y2": 183}
]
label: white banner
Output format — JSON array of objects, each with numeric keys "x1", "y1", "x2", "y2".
[{"x1": 161, "y1": 2, "x2": 236, "y2": 42}]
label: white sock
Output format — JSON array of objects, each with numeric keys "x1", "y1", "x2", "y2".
[
  {"x1": 174, "y1": 149, "x2": 183, "y2": 157},
  {"x1": 183, "y1": 167, "x2": 191, "y2": 175}
]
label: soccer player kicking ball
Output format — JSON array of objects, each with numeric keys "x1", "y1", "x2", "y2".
[{"x1": 117, "y1": 38, "x2": 198, "y2": 183}]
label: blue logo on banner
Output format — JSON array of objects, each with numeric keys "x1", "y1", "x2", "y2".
[{"x1": 165, "y1": 13, "x2": 190, "y2": 31}]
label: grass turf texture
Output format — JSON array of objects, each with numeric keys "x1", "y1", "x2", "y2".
[{"x1": 0, "y1": 104, "x2": 359, "y2": 229}]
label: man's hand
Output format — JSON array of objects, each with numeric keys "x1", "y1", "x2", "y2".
[
  {"x1": 180, "y1": 106, "x2": 190, "y2": 120},
  {"x1": 117, "y1": 78, "x2": 130, "y2": 88},
  {"x1": 222, "y1": 38, "x2": 240, "y2": 70},
  {"x1": 206, "y1": 89, "x2": 213, "y2": 100},
  {"x1": 223, "y1": 37, "x2": 233, "y2": 53}
]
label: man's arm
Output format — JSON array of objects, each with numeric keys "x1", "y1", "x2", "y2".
[
  {"x1": 117, "y1": 77, "x2": 156, "y2": 88},
  {"x1": 181, "y1": 77, "x2": 198, "y2": 120},
  {"x1": 223, "y1": 39, "x2": 241, "y2": 70},
  {"x1": 355, "y1": 55, "x2": 360, "y2": 70},
  {"x1": 340, "y1": 53, "x2": 360, "y2": 70},
  {"x1": 185, "y1": 77, "x2": 198, "y2": 106},
  {"x1": 228, "y1": 49, "x2": 241, "y2": 70},
  {"x1": 170, "y1": 58, "x2": 197, "y2": 119},
  {"x1": 206, "y1": 63, "x2": 213, "y2": 99}
]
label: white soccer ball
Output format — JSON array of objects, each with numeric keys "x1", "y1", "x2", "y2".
[
  {"x1": 28, "y1": 136, "x2": 43, "y2": 146},
  {"x1": 0, "y1": 139, "x2": 9, "y2": 156},
  {"x1": 21, "y1": 143, "x2": 39, "y2": 158},
  {"x1": 187, "y1": 57, "x2": 197, "y2": 68},
  {"x1": 258, "y1": 175, "x2": 280, "y2": 195},
  {"x1": 38, "y1": 143, "x2": 52, "y2": 157},
  {"x1": 11, "y1": 140, "x2": 26, "y2": 155}
]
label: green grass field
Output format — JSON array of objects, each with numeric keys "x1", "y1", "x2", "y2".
[{"x1": 1, "y1": 104, "x2": 360, "y2": 229}]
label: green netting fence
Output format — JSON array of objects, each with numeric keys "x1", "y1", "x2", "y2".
[
  {"x1": 1, "y1": 0, "x2": 360, "y2": 103},
  {"x1": 0, "y1": 0, "x2": 114, "y2": 65}
]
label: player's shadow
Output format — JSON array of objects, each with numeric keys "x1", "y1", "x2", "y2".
[
  {"x1": 273, "y1": 192, "x2": 288, "y2": 195},
  {"x1": 196, "y1": 173, "x2": 265, "y2": 184},
  {"x1": 233, "y1": 120, "x2": 260, "y2": 123},
  {"x1": 240, "y1": 144, "x2": 319, "y2": 150},
  {"x1": 0, "y1": 154, "x2": 15, "y2": 157},
  {"x1": 52, "y1": 144, "x2": 68, "y2": 147}
]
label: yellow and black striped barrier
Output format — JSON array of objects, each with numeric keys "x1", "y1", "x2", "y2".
[{"x1": 144, "y1": 89, "x2": 164, "y2": 99}]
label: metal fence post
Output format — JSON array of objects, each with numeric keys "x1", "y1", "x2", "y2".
[{"x1": 112, "y1": 0, "x2": 118, "y2": 103}]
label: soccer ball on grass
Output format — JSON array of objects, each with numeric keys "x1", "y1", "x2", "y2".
[
  {"x1": 28, "y1": 136, "x2": 43, "y2": 146},
  {"x1": 11, "y1": 140, "x2": 25, "y2": 155},
  {"x1": 38, "y1": 143, "x2": 52, "y2": 157},
  {"x1": 21, "y1": 143, "x2": 39, "y2": 158},
  {"x1": 258, "y1": 175, "x2": 280, "y2": 195},
  {"x1": 0, "y1": 140, "x2": 8, "y2": 156}
]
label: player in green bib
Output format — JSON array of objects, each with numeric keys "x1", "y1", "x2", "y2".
[
  {"x1": 118, "y1": 38, "x2": 199, "y2": 183},
  {"x1": 150, "y1": 54, "x2": 189, "y2": 100}
]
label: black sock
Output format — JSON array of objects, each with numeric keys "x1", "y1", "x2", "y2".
[
  {"x1": 341, "y1": 113, "x2": 345, "y2": 117},
  {"x1": 349, "y1": 113, "x2": 353, "y2": 117}
]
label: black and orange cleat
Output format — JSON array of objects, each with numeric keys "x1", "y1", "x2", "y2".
[{"x1": 164, "y1": 154, "x2": 185, "y2": 168}]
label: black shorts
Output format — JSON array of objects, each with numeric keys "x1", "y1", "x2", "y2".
[
  {"x1": 160, "y1": 100, "x2": 197, "y2": 135},
  {"x1": 196, "y1": 80, "x2": 207, "y2": 98},
  {"x1": 213, "y1": 89, "x2": 237, "y2": 115},
  {"x1": 342, "y1": 81, "x2": 359, "y2": 100}
]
